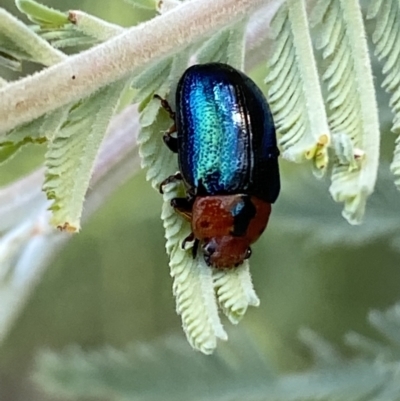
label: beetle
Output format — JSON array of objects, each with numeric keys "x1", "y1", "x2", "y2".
[{"x1": 156, "y1": 62, "x2": 280, "y2": 269}]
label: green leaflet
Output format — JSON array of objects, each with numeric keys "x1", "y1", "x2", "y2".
[
  {"x1": 213, "y1": 262, "x2": 260, "y2": 324},
  {"x1": 196, "y1": 19, "x2": 247, "y2": 70},
  {"x1": 0, "y1": 32, "x2": 33, "y2": 68},
  {"x1": 196, "y1": 30, "x2": 230, "y2": 64},
  {"x1": 0, "y1": 6, "x2": 66, "y2": 159},
  {"x1": 266, "y1": 0, "x2": 330, "y2": 177},
  {"x1": 0, "y1": 143, "x2": 28, "y2": 164},
  {"x1": 311, "y1": 0, "x2": 380, "y2": 225},
  {"x1": 38, "y1": 26, "x2": 96, "y2": 49},
  {"x1": 367, "y1": 0, "x2": 400, "y2": 189},
  {"x1": 43, "y1": 79, "x2": 128, "y2": 232},
  {"x1": 132, "y1": 58, "x2": 172, "y2": 106},
  {"x1": 16, "y1": 0, "x2": 68, "y2": 26},
  {"x1": 0, "y1": 49, "x2": 22, "y2": 71},
  {"x1": 0, "y1": 107, "x2": 70, "y2": 165}
]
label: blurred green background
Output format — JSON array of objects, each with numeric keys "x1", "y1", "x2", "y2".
[{"x1": 1, "y1": 0, "x2": 400, "y2": 400}]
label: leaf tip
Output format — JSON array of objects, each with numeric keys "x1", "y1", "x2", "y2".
[
  {"x1": 56, "y1": 222, "x2": 79, "y2": 233},
  {"x1": 68, "y1": 11, "x2": 77, "y2": 24}
]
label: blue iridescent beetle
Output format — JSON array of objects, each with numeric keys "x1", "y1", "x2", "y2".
[{"x1": 156, "y1": 62, "x2": 280, "y2": 269}]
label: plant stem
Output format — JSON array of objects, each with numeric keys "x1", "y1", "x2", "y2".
[{"x1": 0, "y1": 0, "x2": 267, "y2": 134}]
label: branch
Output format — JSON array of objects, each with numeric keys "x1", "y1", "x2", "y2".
[{"x1": 0, "y1": 0, "x2": 267, "y2": 134}]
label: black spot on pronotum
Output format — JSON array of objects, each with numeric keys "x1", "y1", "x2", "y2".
[
  {"x1": 231, "y1": 196, "x2": 256, "y2": 237},
  {"x1": 72, "y1": 75, "x2": 76, "y2": 80}
]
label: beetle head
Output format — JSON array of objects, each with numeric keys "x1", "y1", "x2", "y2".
[{"x1": 202, "y1": 237, "x2": 251, "y2": 268}]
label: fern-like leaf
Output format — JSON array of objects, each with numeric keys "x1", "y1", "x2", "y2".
[
  {"x1": 267, "y1": 0, "x2": 330, "y2": 177},
  {"x1": 311, "y1": 0, "x2": 380, "y2": 224},
  {"x1": 367, "y1": 0, "x2": 400, "y2": 189},
  {"x1": 36, "y1": 26, "x2": 96, "y2": 49},
  {"x1": 196, "y1": 20, "x2": 246, "y2": 70},
  {"x1": 32, "y1": 303, "x2": 400, "y2": 401},
  {"x1": 43, "y1": 78, "x2": 128, "y2": 232},
  {"x1": 213, "y1": 262, "x2": 260, "y2": 324},
  {"x1": 0, "y1": 49, "x2": 21, "y2": 71},
  {"x1": 0, "y1": 6, "x2": 70, "y2": 164},
  {"x1": 0, "y1": 107, "x2": 69, "y2": 165},
  {"x1": 163, "y1": 183, "x2": 228, "y2": 353},
  {"x1": 33, "y1": 332, "x2": 276, "y2": 401}
]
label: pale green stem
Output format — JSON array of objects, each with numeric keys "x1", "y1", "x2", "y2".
[
  {"x1": 16, "y1": 0, "x2": 68, "y2": 25},
  {"x1": 0, "y1": 0, "x2": 267, "y2": 135},
  {"x1": 340, "y1": 0, "x2": 380, "y2": 198},
  {"x1": 287, "y1": 0, "x2": 330, "y2": 171},
  {"x1": 68, "y1": 10, "x2": 124, "y2": 40},
  {"x1": 0, "y1": 8, "x2": 65, "y2": 65}
]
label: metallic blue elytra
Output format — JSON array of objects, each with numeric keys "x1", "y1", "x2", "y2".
[{"x1": 175, "y1": 62, "x2": 280, "y2": 203}]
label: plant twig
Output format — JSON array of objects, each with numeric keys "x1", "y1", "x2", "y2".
[{"x1": 0, "y1": 0, "x2": 267, "y2": 135}]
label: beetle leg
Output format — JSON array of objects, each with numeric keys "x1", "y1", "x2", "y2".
[
  {"x1": 159, "y1": 172, "x2": 183, "y2": 194},
  {"x1": 154, "y1": 94, "x2": 176, "y2": 120},
  {"x1": 191, "y1": 239, "x2": 199, "y2": 258},
  {"x1": 186, "y1": 190, "x2": 196, "y2": 203},
  {"x1": 163, "y1": 128, "x2": 178, "y2": 153},
  {"x1": 171, "y1": 197, "x2": 193, "y2": 221},
  {"x1": 154, "y1": 95, "x2": 178, "y2": 153}
]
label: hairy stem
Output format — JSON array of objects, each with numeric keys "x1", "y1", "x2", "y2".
[{"x1": 0, "y1": 0, "x2": 267, "y2": 134}]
